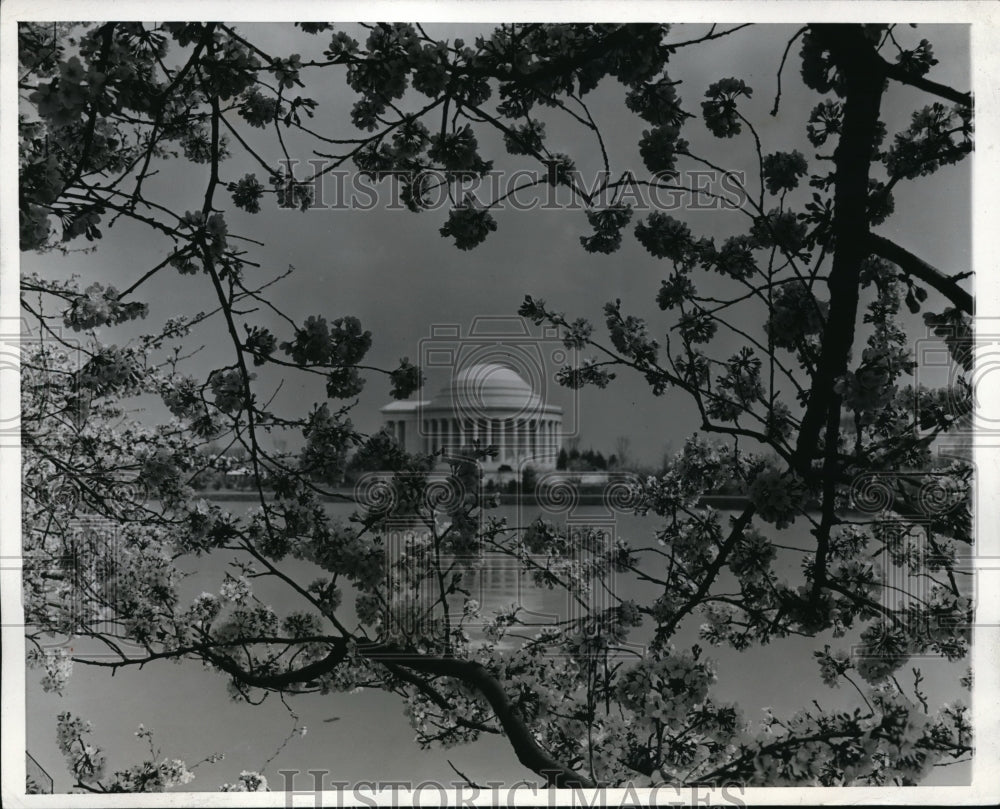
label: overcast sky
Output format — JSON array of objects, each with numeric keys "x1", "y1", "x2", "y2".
[
  {"x1": 21, "y1": 22, "x2": 971, "y2": 465},
  {"x1": 20, "y1": 20, "x2": 973, "y2": 791}
]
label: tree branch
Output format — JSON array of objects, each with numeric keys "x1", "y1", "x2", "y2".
[
  {"x1": 204, "y1": 642, "x2": 349, "y2": 689},
  {"x1": 656, "y1": 505, "x2": 756, "y2": 640},
  {"x1": 810, "y1": 394, "x2": 843, "y2": 600},
  {"x1": 362, "y1": 645, "x2": 592, "y2": 787},
  {"x1": 868, "y1": 233, "x2": 973, "y2": 315},
  {"x1": 59, "y1": 23, "x2": 116, "y2": 196},
  {"x1": 381, "y1": 661, "x2": 501, "y2": 735},
  {"x1": 794, "y1": 24, "x2": 888, "y2": 469},
  {"x1": 770, "y1": 26, "x2": 808, "y2": 116},
  {"x1": 882, "y1": 61, "x2": 972, "y2": 107}
]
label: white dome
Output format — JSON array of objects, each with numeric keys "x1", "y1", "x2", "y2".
[
  {"x1": 383, "y1": 361, "x2": 564, "y2": 470},
  {"x1": 429, "y1": 362, "x2": 542, "y2": 414}
]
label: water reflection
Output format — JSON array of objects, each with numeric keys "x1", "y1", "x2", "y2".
[{"x1": 381, "y1": 519, "x2": 593, "y2": 645}]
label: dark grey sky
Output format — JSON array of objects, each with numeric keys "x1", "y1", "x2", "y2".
[
  {"x1": 20, "y1": 21, "x2": 974, "y2": 791},
  {"x1": 21, "y1": 23, "x2": 971, "y2": 464}
]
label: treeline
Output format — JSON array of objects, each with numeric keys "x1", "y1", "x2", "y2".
[
  {"x1": 190, "y1": 435, "x2": 750, "y2": 495},
  {"x1": 556, "y1": 446, "x2": 616, "y2": 471}
]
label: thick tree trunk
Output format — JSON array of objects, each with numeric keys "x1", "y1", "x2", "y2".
[{"x1": 794, "y1": 25, "x2": 888, "y2": 470}]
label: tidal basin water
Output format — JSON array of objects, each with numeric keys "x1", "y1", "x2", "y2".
[{"x1": 25, "y1": 499, "x2": 970, "y2": 790}]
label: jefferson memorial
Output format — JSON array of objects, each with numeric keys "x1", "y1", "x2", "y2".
[{"x1": 381, "y1": 362, "x2": 563, "y2": 472}]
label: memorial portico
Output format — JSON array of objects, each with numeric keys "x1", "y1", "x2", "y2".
[{"x1": 381, "y1": 362, "x2": 563, "y2": 472}]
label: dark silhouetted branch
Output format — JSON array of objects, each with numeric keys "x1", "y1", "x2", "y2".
[
  {"x1": 656, "y1": 505, "x2": 756, "y2": 640},
  {"x1": 869, "y1": 233, "x2": 973, "y2": 315},
  {"x1": 363, "y1": 645, "x2": 592, "y2": 787},
  {"x1": 794, "y1": 25, "x2": 888, "y2": 469},
  {"x1": 883, "y1": 61, "x2": 972, "y2": 107},
  {"x1": 204, "y1": 642, "x2": 349, "y2": 689}
]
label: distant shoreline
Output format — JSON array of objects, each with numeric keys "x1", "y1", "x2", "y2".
[{"x1": 195, "y1": 489, "x2": 756, "y2": 509}]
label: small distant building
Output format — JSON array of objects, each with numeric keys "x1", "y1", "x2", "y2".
[
  {"x1": 381, "y1": 362, "x2": 563, "y2": 472},
  {"x1": 224, "y1": 466, "x2": 253, "y2": 483}
]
